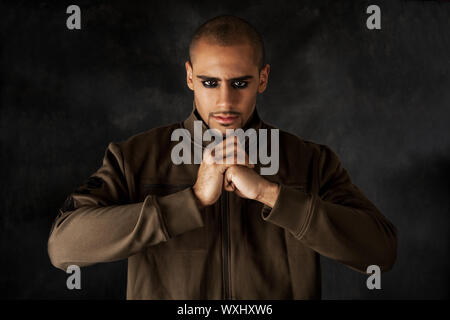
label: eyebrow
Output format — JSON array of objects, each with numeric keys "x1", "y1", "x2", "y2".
[{"x1": 196, "y1": 75, "x2": 254, "y2": 81}]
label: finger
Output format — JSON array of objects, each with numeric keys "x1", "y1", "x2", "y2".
[
  {"x1": 223, "y1": 171, "x2": 235, "y2": 192},
  {"x1": 210, "y1": 136, "x2": 255, "y2": 170},
  {"x1": 203, "y1": 146, "x2": 216, "y2": 165},
  {"x1": 216, "y1": 135, "x2": 245, "y2": 154},
  {"x1": 206, "y1": 139, "x2": 240, "y2": 165},
  {"x1": 222, "y1": 153, "x2": 254, "y2": 168},
  {"x1": 212, "y1": 136, "x2": 237, "y2": 157},
  {"x1": 217, "y1": 141, "x2": 254, "y2": 167},
  {"x1": 224, "y1": 180, "x2": 235, "y2": 192}
]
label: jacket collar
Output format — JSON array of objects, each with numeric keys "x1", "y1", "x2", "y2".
[{"x1": 182, "y1": 100, "x2": 263, "y2": 148}]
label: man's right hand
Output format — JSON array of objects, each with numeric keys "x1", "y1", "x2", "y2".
[{"x1": 192, "y1": 135, "x2": 254, "y2": 208}]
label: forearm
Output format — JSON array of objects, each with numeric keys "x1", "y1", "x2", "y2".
[
  {"x1": 261, "y1": 184, "x2": 397, "y2": 273},
  {"x1": 48, "y1": 188, "x2": 204, "y2": 271},
  {"x1": 302, "y1": 196, "x2": 397, "y2": 273}
]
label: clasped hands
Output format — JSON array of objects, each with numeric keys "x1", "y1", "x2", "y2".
[{"x1": 193, "y1": 135, "x2": 280, "y2": 209}]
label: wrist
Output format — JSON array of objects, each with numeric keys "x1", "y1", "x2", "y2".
[
  {"x1": 192, "y1": 185, "x2": 206, "y2": 209},
  {"x1": 256, "y1": 181, "x2": 280, "y2": 208}
]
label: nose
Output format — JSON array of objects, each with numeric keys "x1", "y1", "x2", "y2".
[{"x1": 216, "y1": 82, "x2": 234, "y2": 111}]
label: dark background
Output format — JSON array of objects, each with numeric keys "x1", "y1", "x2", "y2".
[{"x1": 1, "y1": 0, "x2": 449, "y2": 299}]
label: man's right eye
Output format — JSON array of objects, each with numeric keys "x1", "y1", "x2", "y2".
[{"x1": 202, "y1": 80, "x2": 218, "y2": 88}]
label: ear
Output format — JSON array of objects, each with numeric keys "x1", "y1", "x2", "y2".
[
  {"x1": 185, "y1": 60, "x2": 194, "y2": 91},
  {"x1": 257, "y1": 64, "x2": 270, "y2": 94}
]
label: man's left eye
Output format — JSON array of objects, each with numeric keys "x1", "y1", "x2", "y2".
[{"x1": 232, "y1": 81, "x2": 248, "y2": 89}]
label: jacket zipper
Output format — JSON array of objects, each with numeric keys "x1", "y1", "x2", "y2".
[{"x1": 221, "y1": 189, "x2": 231, "y2": 299}]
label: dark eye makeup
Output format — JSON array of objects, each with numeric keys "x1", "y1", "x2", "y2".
[{"x1": 201, "y1": 80, "x2": 248, "y2": 89}]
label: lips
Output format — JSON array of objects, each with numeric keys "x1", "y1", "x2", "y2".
[{"x1": 212, "y1": 115, "x2": 238, "y2": 125}]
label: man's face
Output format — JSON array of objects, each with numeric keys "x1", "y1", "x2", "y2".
[{"x1": 186, "y1": 39, "x2": 270, "y2": 134}]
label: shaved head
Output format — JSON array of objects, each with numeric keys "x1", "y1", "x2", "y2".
[{"x1": 189, "y1": 15, "x2": 266, "y2": 71}]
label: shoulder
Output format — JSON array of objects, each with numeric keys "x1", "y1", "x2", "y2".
[
  {"x1": 261, "y1": 120, "x2": 332, "y2": 158},
  {"x1": 262, "y1": 121, "x2": 346, "y2": 191}
]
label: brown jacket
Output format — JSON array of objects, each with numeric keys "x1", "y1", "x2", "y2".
[{"x1": 47, "y1": 102, "x2": 397, "y2": 299}]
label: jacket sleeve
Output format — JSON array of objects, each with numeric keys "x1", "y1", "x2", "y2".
[
  {"x1": 48, "y1": 142, "x2": 204, "y2": 271},
  {"x1": 261, "y1": 144, "x2": 397, "y2": 273}
]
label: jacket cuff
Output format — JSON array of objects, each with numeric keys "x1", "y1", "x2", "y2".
[
  {"x1": 261, "y1": 184, "x2": 315, "y2": 238},
  {"x1": 149, "y1": 187, "x2": 204, "y2": 239}
]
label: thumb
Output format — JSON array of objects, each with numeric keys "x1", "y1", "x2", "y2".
[
  {"x1": 224, "y1": 181, "x2": 235, "y2": 192},
  {"x1": 223, "y1": 170, "x2": 235, "y2": 192}
]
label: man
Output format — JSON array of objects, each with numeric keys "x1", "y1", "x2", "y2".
[{"x1": 48, "y1": 15, "x2": 397, "y2": 299}]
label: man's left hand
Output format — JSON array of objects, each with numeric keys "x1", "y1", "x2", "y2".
[{"x1": 223, "y1": 165, "x2": 280, "y2": 208}]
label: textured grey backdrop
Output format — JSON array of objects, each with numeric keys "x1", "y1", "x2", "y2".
[{"x1": 1, "y1": 0, "x2": 449, "y2": 299}]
